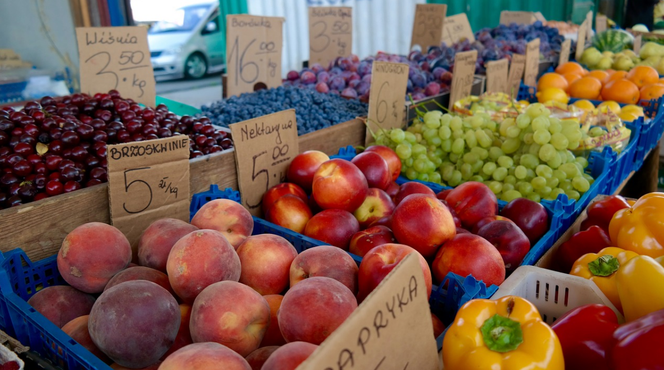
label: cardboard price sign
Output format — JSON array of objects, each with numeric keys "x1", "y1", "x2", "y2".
[
  {"x1": 586, "y1": 11, "x2": 593, "y2": 43},
  {"x1": 107, "y1": 136, "x2": 190, "y2": 248},
  {"x1": 449, "y1": 50, "x2": 477, "y2": 109},
  {"x1": 226, "y1": 15, "x2": 284, "y2": 98},
  {"x1": 596, "y1": 14, "x2": 607, "y2": 34},
  {"x1": 524, "y1": 38, "x2": 540, "y2": 87},
  {"x1": 366, "y1": 62, "x2": 410, "y2": 145},
  {"x1": 442, "y1": 13, "x2": 475, "y2": 45},
  {"x1": 308, "y1": 7, "x2": 352, "y2": 67},
  {"x1": 410, "y1": 4, "x2": 447, "y2": 51},
  {"x1": 507, "y1": 53, "x2": 526, "y2": 97},
  {"x1": 634, "y1": 34, "x2": 643, "y2": 54},
  {"x1": 534, "y1": 12, "x2": 547, "y2": 22},
  {"x1": 296, "y1": 254, "x2": 439, "y2": 370},
  {"x1": 230, "y1": 110, "x2": 299, "y2": 216},
  {"x1": 500, "y1": 11, "x2": 536, "y2": 25},
  {"x1": 76, "y1": 27, "x2": 156, "y2": 107},
  {"x1": 486, "y1": 58, "x2": 509, "y2": 93},
  {"x1": 559, "y1": 39, "x2": 571, "y2": 65},
  {"x1": 576, "y1": 21, "x2": 588, "y2": 62}
]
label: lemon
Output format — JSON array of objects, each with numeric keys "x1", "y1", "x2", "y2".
[
  {"x1": 621, "y1": 104, "x2": 645, "y2": 117},
  {"x1": 619, "y1": 111, "x2": 639, "y2": 122},
  {"x1": 536, "y1": 87, "x2": 569, "y2": 104},
  {"x1": 572, "y1": 99, "x2": 596, "y2": 111},
  {"x1": 598, "y1": 101, "x2": 622, "y2": 114}
]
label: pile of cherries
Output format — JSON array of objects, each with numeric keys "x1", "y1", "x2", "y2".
[{"x1": 0, "y1": 90, "x2": 233, "y2": 209}]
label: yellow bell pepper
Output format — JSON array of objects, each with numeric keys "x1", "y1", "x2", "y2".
[
  {"x1": 442, "y1": 295, "x2": 564, "y2": 370},
  {"x1": 570, "y1": 247, "x2": 639, "y2": 313},
  {"x1": 616, "y1": 255, "x2": 664, "y2": 322},
  {"x1": 609, "y1": 192, "x2": 664, "y2": 258}
]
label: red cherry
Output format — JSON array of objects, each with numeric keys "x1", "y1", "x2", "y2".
[
  {"x1": 45, "y1": 180, "x2": 64, "y2": 196},
  {"x1": 63, "y1": 181, "x2": 81, "y2": 193}
]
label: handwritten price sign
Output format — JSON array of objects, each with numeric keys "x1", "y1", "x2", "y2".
[
  {"x1": 226, "y1": 15, "x2": 284, "y2": 98},
  {"x1": 441, "y1": 13, "x2": 475, "y2": 45},
  {"x1": 524, "y1": 38, "x2": 540, "y2": 87},
  {"x1": 366, "y1": 61, "x2": 410, "y2": 145},
  {"x1": 230, "y1": 110, "x2": 299, "y2": 216},
  {"x1": 107, "y1": 136, "x2": 190, "y2": 249},
  {"x1": 449, "y1": 50, "x2": 477, "y2": 109},
  {"x1": 76, "y1": 27, "x2": 155, "y2": 106},
  {"x1": 309, "y1": 7, "x2": 352, "y2": 67},
  {"x1": 410, "y1": 4, "x2": 447, "y2": 51}
]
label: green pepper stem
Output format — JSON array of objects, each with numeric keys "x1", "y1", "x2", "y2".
[
  {"x1": 588, "y1": 255, "x2": 620, "y2": 277},
  {"x1": 480, "y1": 314, "x2": 524, "y2": 353}
]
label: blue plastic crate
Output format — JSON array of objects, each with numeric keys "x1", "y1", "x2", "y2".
[
  {"x1": 0, "y1": 250, "x2": 112, "y2": 370},
  {"x1": 0, "y1": 81, "x2": 28, "y2": 105}
]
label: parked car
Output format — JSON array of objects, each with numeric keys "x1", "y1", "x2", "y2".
[{"x1": 148, "y1": 1, "x2": 224, "y2": 80}]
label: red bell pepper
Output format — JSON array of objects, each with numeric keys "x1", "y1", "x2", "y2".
[
  {"x1": 551, "y1": 304, "x2": 619, "y2": 370},
  {"x1": 610, "y1": 308, "x2": 664, "y2": 370},
  {"x1": 580, "y1": 195, "x2": 630, "y2": 233},
  {"x1": 555, "y1": 225, "x2": 613, "y2": 272}
]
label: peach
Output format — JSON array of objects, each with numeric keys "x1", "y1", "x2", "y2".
[
  {"x1": 353, "y1": 188, "x2": 395, "y2": 229},
  {"x1": 445, "y1": 181, "x2": 498, "y2": 229},
  {"x1": 261, "y1": 342, "x2": 318, "y2": 370},
  {"x1": 262, "y1": 183, "x2": 308, "y2": 215},
  {"x1": 431, "y1": 313, "x2": 445, "y2": 338},
  {"x1": 303, "y1": 209, "x2": 359, "y2": 250},
  {"x1": 162, "y1": 304, "x2": 193, "y2": 359},
  {"x1": 394, "y1": 182, "x2": 436, "y2": 205},
  {"x1": 279, "y1": 277, "x2": 357, "y2": 344},
  {"x1": 357, "y1": 243, "x2": 432, "y2": 302},
  {"x1": 348, "y1": 225, "x2": 395, "y2": 257},
  {"x1": 104, "y1": 266, "x2": 173, "y2": 295},
  {"x1": 89, "y1": 281, "x2": 180, "y2": 368},
  {"x1": 312, "y1": 159, "x2": 368, "y2": 212},
  {"x1": 27, "y1": 285, "x2": 95, "y2": 328},
  {"x1": 260, "y1": 295, "x2": 286, "y2": 347},
  {"x1": 61, "y1": 315, "x2": 110, "y2": 363},
  {"x1": 237, "y1": 234, "x2": 298, "y2": 295},
  {"x1": 159, "y1": 342, "x2": 251, "y2": 370},
  {"x1": 351, "y1": 152, "x2": 391, "y2": 190},
  {"x1": 245, "y1": 346, "x2": 279, "y2": 370},
  {"x1": 385, "y1": 181, "x2": 400, "y2": 199},
  {"x1": 166, "y1": 230, "x2": 241, "y2": 303},
  {"x1": 364, "y1": 145, "x2": 401, "y2": 181},
  {"x1": 190, "y1": 281, "x2": 270, "y2": 357},
  {"x1": 191, "y1": 199, "x2": 254, "y2": 249},
  {"x1": 137, "y1": 218, "x2": 198, "y2": 272},
  {"x1": 432, "y1": 233, "x2": 506, "y2": 287},
  {"x1": 290, "y1": 245, "x2": 358, "y2": 294},
  {"x1": 391, "y1": 194, "x2": 456, "y2": 258},
  {"x1": 265, "y1": 195, "x2": 312, "y2": 234},
  {"x1": 57, "y1": 222, "x2": 131, "y2": 293},
  {"x1": 287, "y1": 150, "x2": 330, "y2": 192}
]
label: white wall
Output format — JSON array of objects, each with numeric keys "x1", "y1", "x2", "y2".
[
  {"x1": 0, "y1": 0, "x2": 79, "y2": 85},
  {"x1": 247, "y1": 0, "x2": 425, "y2": 76}
]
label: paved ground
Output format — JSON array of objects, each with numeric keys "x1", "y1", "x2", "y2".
[{"x1": 156, "y1": 72, "x2": 222, "y2": 109}]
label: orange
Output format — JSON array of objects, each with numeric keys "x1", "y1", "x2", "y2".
[
  {"x1": 555, "y1": 62, "x2": 587, "y2": 76},
  {"x1": 562, "y1": 72, "x2": 583, "y2": 86},
  {"x1": 606, "y1": 71, "x2": 628, "y2": 84},
  {"x1": 639, "y1": 83, "x2": 664, "y2": 100},
  {"x1": 626, "y1": 65, "x2": 659, "y2": 88},
  {"x1": 568, "y1": 76, "x2": 603, "y2": 100},
  {"x1": 601, "y1": 79, "x2": 640, "y2": 104},
  {"x1": 588, "y1": 70, "x2": 610, "y2": 85},
  {"x1": 537, "y1": 73, "x2": 569, "y2": 92}
]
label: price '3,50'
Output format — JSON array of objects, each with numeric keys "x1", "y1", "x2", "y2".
[{"x1": 85, "y1": 51, "x2": 148, "y2": 97}]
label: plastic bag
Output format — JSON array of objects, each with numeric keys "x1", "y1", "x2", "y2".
[
  {"x1": 452, "y1": 92, "x2": 528, "y2": 120},
  {"x1": 577, "y1": 109, "x2": 631, "y2": 154}
]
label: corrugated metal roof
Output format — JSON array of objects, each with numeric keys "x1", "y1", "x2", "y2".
[{"x1": 247, "y1": 0, "x2": 425, "y2": 76}]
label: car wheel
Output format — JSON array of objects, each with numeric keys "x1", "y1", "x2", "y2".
[{"x1": 184, "y1": 53, "x2": 207, "y2": 79}]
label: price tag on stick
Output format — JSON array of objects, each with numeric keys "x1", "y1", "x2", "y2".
[
  {"x1": 230, "y1": 110, "x2": 299, "y2": 216},
  {"x1": 576, "y1": 21, "x2": 587, "y2": 62},
  {"x1": 449, "y1": 50, "x2": 477, "y2": 109},
  {"x1": 366, "y1": 61, "x2": 410, "y2": 145},
  {"x1": 634, "y1": 35, "x2": 643, "y2": 54},
  {"x1": 226, "y1": 15, "x2": 285, "y2": 98},
  {"x1": 559, "y1": 39, "x2": 571, "y2": 65},
  {"x1": 524, "y1": 38, "x2": 540, "y2": 87},
  {"x1": 500, "y1": 11, "x2": 536, "y2": 25},
  {"x1": 296, "y1": 254, "x2": 440, "y2": 370},
  {"x1": 410, "y1": 4, "x2": 447, "y2": 51},
  {"x1": 507, "y1": 54, "x2": 526, "y2": 98},
  {"x1": 486, "y1": 58, "x2": 509, "y2": 94},
  {"x1": 107, "y1": 136, "x2": 190, "y2": 250},
  {"x1": 76, "y1": 27, "x2": 156, "y2": 106},
  {"x1": 596, "y1": 15, "x2": 607, "y2": 34},
  {"x1": 441, "y1": 13, "x2": 475, "y2": 45},
  {"x1": 586, "y1": 11, "x2": 593, "y2": 43},
  {"x1": 308, "y1": 7, "x2": 352, "y2": 67}
]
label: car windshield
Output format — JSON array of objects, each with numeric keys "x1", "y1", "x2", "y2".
[{"x1": 149, "y1": 4, "x2": 211, "y2": 33}]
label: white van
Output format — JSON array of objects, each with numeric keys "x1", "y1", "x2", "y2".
[{"x1": 148, "y1": 1, "x2": 225, "y2": 80}]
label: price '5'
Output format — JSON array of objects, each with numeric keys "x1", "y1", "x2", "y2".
[{"x1": 246, "y1": 142, "x2": 290, "y2": 210}]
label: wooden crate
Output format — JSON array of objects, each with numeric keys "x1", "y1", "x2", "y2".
[{"x1": 0, "y1": 118, "x2": 366, "y2": 262}]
